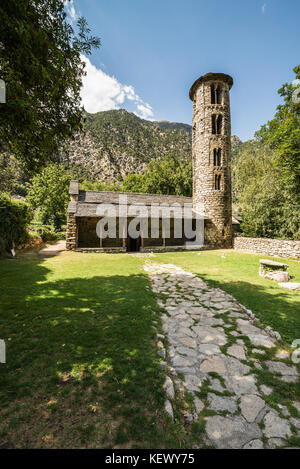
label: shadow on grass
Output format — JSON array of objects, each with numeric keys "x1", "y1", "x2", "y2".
[
  {"x1": 198, "y1": 273, "x2": 300, "y2": 344},
  {"x1": 0, "y1": 257, "x2": 168, "y2": 448}
]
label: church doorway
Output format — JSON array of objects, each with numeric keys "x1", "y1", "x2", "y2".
[{"x1": 128, "y1": 236, "x2": 141, "y2": 252}]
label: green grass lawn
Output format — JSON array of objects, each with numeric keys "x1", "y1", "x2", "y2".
[
  {"x1": 0, "y1": 252, "x2": 194, "y2": 449},
  {"x1": 0, "y1": 248, "x2": 299, "y2": 448},
  {"x1": 155, "y1": 249, "x2": 300, "y2": 344}
]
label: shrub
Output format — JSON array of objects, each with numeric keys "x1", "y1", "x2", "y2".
[
  {"x1": 38, "y1": 227, "x2": 65, "y2": 242},
  {"x1": 38, "y1": 228, "x2": 58, "y2": 242},
  {"x1": 0, "y1": 193, "x2": 32, "y2": 253},
  {"x1": 36, "y1": 227, "x2": 66, "y2": 242}
]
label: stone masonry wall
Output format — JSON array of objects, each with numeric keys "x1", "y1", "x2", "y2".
[
  {"x1": 191, "y1": 74, "x2": 233, "y2": 248},
  {"x1": 233, "y1": 235, "x2": 300, "y2": 258},
  {"x1": 66, "y1": 214, "x2": 77, "y2": 250}
]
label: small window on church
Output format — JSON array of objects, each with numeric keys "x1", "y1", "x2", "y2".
[
  {"x1": 213, "y1": 149, "x2": 221, "y2": 166},
  {"x1": 214, "y1": 174, "x2": 221, "y2": 190}
]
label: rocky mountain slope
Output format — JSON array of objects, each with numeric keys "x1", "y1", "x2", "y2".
[
  {"x1": 61, "y1": 109, "x2": 242, "y2": 182},
  {"x1": 61, "y1": 109, "x2": 192, "y2": 182}
]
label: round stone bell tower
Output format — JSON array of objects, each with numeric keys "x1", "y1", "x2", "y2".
[{"x1": 189, "y1": 72, "x2": 233, "y2": 248}]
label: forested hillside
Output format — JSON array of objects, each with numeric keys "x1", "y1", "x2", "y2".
[
  {"x1": 60, "y1": 109, "x2": 192, "y2": 182},
  {"x1": 1, "y1": 108, "x2": 242, "y2": 194}
]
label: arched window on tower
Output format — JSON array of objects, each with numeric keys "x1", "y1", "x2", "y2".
[
  {"x1": 212, "y1": 115, "x2": 222, "y2": 135},
  {"x1": 214, "y1": 174, "x2": 222, "y2": 190},
  {"x1": 216, "y1": 115, "x2": 222, "y2": 134},
  {"x1": 211, "y1": 84, "x2": 222, "y2": 104},
  {"x1": 213, "y1": 149, "x2": 222, "y2": 166},
  {"x1": 216, "y1": 86, "x2": 221, "y2": 104},
  {"x1": 211, "y1": 84, "x2": 215, "y2": 104},
  {"x1": 212, "y1": 115, "x2": 216, "y2": 134}
]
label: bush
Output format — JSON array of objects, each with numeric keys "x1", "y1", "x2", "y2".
[
  {"x1": 37, "y1": 227, "x2": 65, "y2": 242},
  {"x1": 80, "y1": 179, "x2": 122, "y2": 192},
  {"x1": 38, "y1": 228, "x2": 59, "y2": 242},
  {"x1": 17, "y1": 231, "x2": 43, "y2": 251},
  {"x1": 0, "y1": 193, "x2": 32, "y2": 253}
]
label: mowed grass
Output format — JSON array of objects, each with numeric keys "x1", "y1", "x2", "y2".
[
  {"x1": 1, "y1": 249, "x2": 299, "y2": 448},
  {"x1": 155, "y1": 249, "x2": 300, "y2": 344},
  {"x1": 0, "y1": 252, "x2": 193, "y2": 449}
]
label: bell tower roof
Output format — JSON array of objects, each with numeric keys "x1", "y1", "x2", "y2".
[{"x1": 189, "y1": 73, "x2": 233, "y2": 101}]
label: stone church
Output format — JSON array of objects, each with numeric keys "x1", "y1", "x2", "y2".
[{"x1": 66, "y1": 72, "x2": 236, "y2": 252}]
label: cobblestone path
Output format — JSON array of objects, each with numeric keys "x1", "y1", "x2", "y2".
[{"x1": 144, "y1": 262, "x2": 300, "y2": 449}]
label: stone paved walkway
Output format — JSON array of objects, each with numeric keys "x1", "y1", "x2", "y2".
[{"x1": 144, "y1": 262, "x2": 300, "y2": 449}]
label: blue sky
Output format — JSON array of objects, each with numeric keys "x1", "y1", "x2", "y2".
[{"x1": 65, "y1": 0, "x2": 300, "y2": 141}]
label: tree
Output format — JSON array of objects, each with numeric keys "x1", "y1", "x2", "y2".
[
  {"x1": 232, "y1": 66, "x2": 300, "y2": 240},
  {"x1": 121, "y1": 174, "x2": 145, "y2": 193},
  {"x1": 256, "y1": 66, "x2": 300, "y2": 211},
  {"x1": 26, "y1": 163, "x2": 71, "y2": 230},
  {"x1": 0, "y1": 151, "x2": 28, "y2": 196},
  {"x1": 0, "y1": 0, "x2": 100, "y2": 171},
  {"x1": 122, "y1": 153, "x2": 192, "y2": 197},
  {"x1": 233, "y1": 141, "x2": 285, "y2": 238}
]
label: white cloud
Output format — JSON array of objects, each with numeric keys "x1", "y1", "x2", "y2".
[
  {"x1": 123, "y1": 85, "x2": 137, "y2": 101},
  {"x1": 261, "y1": 3, "x2": 267, "y2": 14},
  {"x1": 63, "y1": 0, "x2": 77, "y2": 22},
  {"x1": 80, "y1": 55, "x2": 154, "y2": 120},
  {"x1": 135, "y1": 104, "x2": 154, "y2": 120},
  {"x1": 63, "y1": 1, "x2": 154, "y2": 120}
]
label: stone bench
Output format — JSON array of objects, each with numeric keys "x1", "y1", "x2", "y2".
[{"x1": 259, "y1": 259, "x2": 290, "y2": 282}]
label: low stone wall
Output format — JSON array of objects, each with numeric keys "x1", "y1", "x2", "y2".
[
  {"x1": 233, "y1": 236, "x2": 300, "y2": 258},
  {"x1": 141, "y1": 245, "x2": 203, "y2": 253}
]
